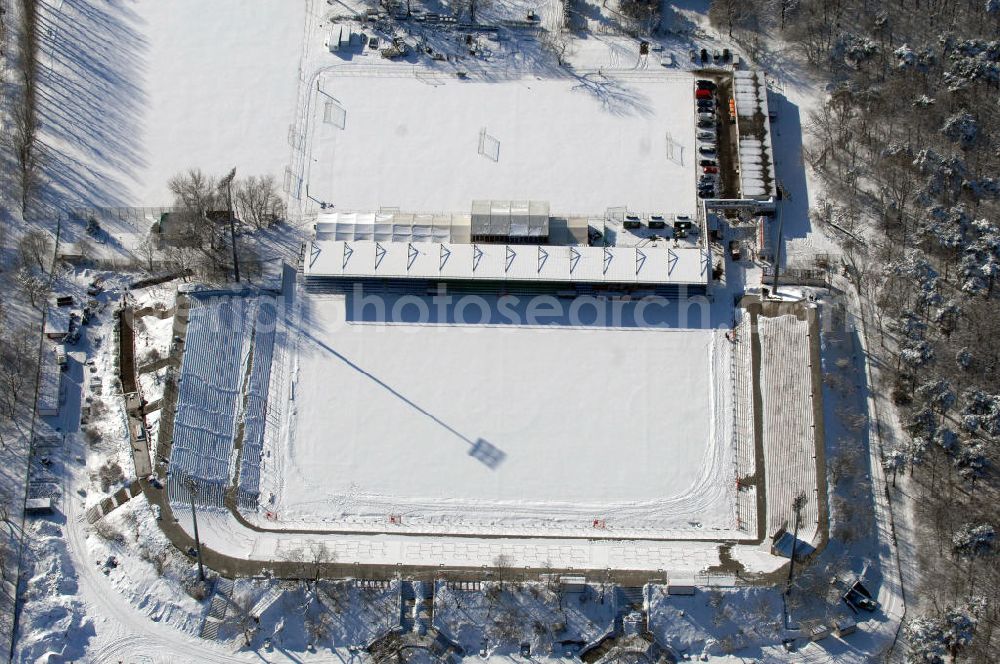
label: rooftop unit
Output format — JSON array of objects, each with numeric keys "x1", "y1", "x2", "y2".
[{"x1": 471, "y1": 200, "x2": 549, "y2": 244}]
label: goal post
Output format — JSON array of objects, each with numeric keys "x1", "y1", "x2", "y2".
[
  {"x1": 665, "y1": 130, "x2": 683, "y2": 165},
  {"x1": 323, "y1": 100, "x2": 347, "y2": 129}
]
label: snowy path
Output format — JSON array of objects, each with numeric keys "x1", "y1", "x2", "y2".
[{"x1": 62, "y1": 464, "x2": 269, "y2": 662}]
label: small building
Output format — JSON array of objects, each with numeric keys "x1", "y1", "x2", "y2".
[
  {"x1": 834, "y1": 618, "x2": 857, "y2": 637},
  {"x1": 559, "y1": 575, "x2": 587, "y2": 593},
  {"x1": 44, "y1": 306, "x2": 70, "y2": 340},
  {"x1": 809, "y1": 623, "x2": 831, "y2": 641},
  {"x1": 666, "y1": 579, "x2": 696, "y2": 596},
  {"x1": 471, "y1": 200, "x2": 549, "y2": 244},
  {"x1": 153, "y1": 212, "x2": 204, "y2": 250},
  {"x1": 25, "y1": 496, "x2": 54, "y2": 515},
  {"x1": 37, "y1": 342, "x2": 62, "y2": 417},
  {"x1": 327, "y1": 24, "x2": 352, "y2": 52}
]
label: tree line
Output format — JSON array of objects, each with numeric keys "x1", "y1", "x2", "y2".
[{"x1": 709, "y1": 0, "x2": 1000, "y2": 660}]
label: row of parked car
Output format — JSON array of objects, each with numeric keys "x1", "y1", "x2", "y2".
[{"x1": 695, "y1": 79, "x2": 720, "y2": 199}]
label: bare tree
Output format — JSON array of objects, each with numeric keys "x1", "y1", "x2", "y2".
[
  {"x1": 230, "y1": 589, "x2": 260, "y2": 647},
  {"x1": 466, "y1": 0, "x2": 492, "y2": 23},
  {"x1": 168, "y1": 169, "x2": 220, "y2": 248},
  {"x1": 164, "y1": 246, "x2": 197, "y2": 279},
  {"x1": 541, "y1": 29, "x2": 573, "y2": 66},
  {"x1": 234, "y1": 175, "x2": 284, "y2": 229},
  {"x1": 15, "y1": 267, "x2": 48, "y2": 309},
  {"x1": 493, "y1": 553, "x2": 514, "y2": 591},
  {"x1": 18, "y1": 230, "x2": 50, "y2": 270},
  {"x1": 168, "y1": 169, "x2": 219, "y2": 217},
  {"x1": 307, "y1": 541, "x2": 335, "y2": 581},
  {"x1": 13, "y1": 0, "x2": 40, "y2": 217},
  {"x1": 708, "y1": 0, "x2": 749, "y2": 38},
  {"x1": 135, "y1": 233, "x2": 159, "y2": 272},
  {"x1": 11, "y1": 102, "x2": 39, "y2": 217}
]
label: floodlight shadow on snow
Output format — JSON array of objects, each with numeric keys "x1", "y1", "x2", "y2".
[
  {"x1": 301, "y1": 329, "x2": 485, "y2": 452},
  {"x1": 468, "y1": 438, "x2": 506, "y2": 470}
]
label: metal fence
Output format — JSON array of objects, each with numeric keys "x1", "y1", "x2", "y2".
[{"x1": 68, "y1": 206, "x2": 177, "y2": 232}]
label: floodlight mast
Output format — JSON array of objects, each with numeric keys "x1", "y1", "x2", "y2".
[{"x1": 220, "y1": 167, "x2": 240, "y2": 283}]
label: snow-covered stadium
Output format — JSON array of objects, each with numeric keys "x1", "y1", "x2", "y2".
[{"x1": 159, "y1": 61, "x2": 817, "y2": 573}]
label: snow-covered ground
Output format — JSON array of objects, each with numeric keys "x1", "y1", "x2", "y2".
[
  {"x1": 38, "y1": 0, "x2": 305, "y2": 207},
  {"x1": 270, "y1": 292, "x2": 738, "y2": 538},
  {"x1": 8, "y1": 1, "x2": 909, "y2": 662},
  {"x1": 178, "y1": 507, "x2": 725, "y2": 573},
  {"x1": 434, "y1": 580, "x2": 615, "y2": 657},
  {"x1": 308, "y1": 71, "x2": 699, "y2": 215}
]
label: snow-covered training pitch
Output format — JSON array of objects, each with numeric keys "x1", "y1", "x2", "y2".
[
  {"x1": 305, "y1": 71, "x2": 699, "y2": 215},
  {"x1": 268, "y1": 292, "x2": 741, "y2": 540}
]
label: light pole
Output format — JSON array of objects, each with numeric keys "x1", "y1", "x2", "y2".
[
  {"x1": 220, "y1": 167, "x2": 240, "y2": 283},
  {"x1": 184, "y1": 476, "x2": 205, "y2": 581},
  {"x1": 771, "y1": 203, "x2": 784, "y2": 295}
]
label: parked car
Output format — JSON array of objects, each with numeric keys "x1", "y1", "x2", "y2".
[
  {"x1": 697, "y1": 189, "x2": 715, "y2": 199},
  {"x1": 698, "y1": 112, "x2": 716, "y2": 122},
  {"x1": 698, "y1": 146, "x2": 716, "y2": 156},
  {"x1": 729, "y1": 240, "x2": 741, "y2": 260},
  {"x1": 703, "y1": 165, "x2": 719, "y2": 174},
  {"x1": 698, "y1": 119, "x2": 715, "y2": 129},
  {"x1": 696, "y1": 79, "x2": 717, "y2": 90},
  {"x1": 695, "y1": 88, "x2": 713, "y2": 100},
  {"x1": 699, "y1": 159, "x2": 717, "y2": 167},
  {"x1": 697, "y1": 130, "x2": 715, "y2": 141}
]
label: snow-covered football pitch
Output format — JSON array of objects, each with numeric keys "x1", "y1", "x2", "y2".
[
  {"x1": 270, "y1": 291, "x2": 741, "y2": 540},
  {"x1": 304, "y1": 71, "x2": 699, "y2": 215}
]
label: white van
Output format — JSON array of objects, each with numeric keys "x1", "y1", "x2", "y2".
[{"x1": 55, "y1": 344, "x2": 67, "y2": 371}]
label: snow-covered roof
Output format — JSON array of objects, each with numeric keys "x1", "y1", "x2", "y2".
[
  {"x1": 732, "y1": 70, "x2": 777, "y2": 201},
  {"x1": 314, "y1": 210, "x2": 461, "y2": 243},
  {"x1": 303, "y1": 239, "x2": 710, "y2": 286}
]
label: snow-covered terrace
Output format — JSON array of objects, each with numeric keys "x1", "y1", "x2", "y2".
[
  {"x1": 303, "y1": 239, "x2": 710, "y2": 287},
  {"x1": 732, "y1": 70, "x2": 777, "y2": 201}
]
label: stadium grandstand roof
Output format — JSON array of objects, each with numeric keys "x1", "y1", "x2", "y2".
[{"x1": 302, "y1": 239, "x2": 710, "y2": 286}]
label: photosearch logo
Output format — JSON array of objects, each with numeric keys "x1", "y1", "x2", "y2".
[{"x1": 347, "y1": 284, "x2": 716, "y2": 330}]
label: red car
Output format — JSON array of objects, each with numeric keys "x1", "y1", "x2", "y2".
[
  {"x1": 703, "y1": 166, "x2": 719, "y2": 174},
  {"x1": 695, "y1": 88, "x2": 713, "y2": 100}
]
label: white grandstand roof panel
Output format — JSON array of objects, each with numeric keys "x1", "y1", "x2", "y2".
[
  {"x1": 604, "y1": 247, "x2": 637, "y2": 283},
  {"x1": 536, "y1": 246, "x2": 568, "y2": 281},
  {"x1": 504, "y1": 245, "x2": 537, "y2": 280},
  {"x1": 375, "y1": 242, "x2": 409, "y2": 277},
  {"x1": 342, "y1": 240, "x2": 377, "y2": 276},
  {"x1": 635, "y1": 247, "x2": 670, "y2": 283},
  {"x1": 305, "y1": 240, "x2": 340, "y2": 276},
  {"x1": 474, "y1": 243, "x2": 506, "y2": 278},
  {"x1": 439, "y1": 243, "x2": 473, "y2": 278},
  {"x1": 571, "y1": 247, "x2": 605, "y2": 281},
  {"x1": 406, "y1": 242, "x2": 439, "y2": 277}
]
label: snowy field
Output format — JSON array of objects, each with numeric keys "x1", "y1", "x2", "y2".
[
  {"x1": 38, "y1": 0, "x2": 305, "y2": 207},
  {"x1": 306, "y1": 71, "x2": 699, "y2": 215},
  {"x1": 271, "y1": 292, "x2": 738, "y2": 538}
]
